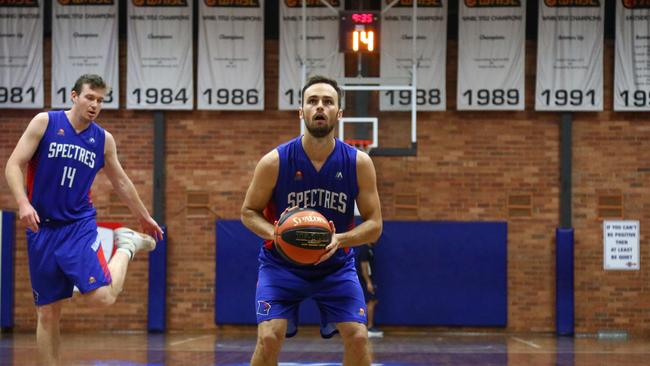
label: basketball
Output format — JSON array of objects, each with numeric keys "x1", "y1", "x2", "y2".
[{"x1": 274, "y1": 207, "x2": 333, "y2": 265}]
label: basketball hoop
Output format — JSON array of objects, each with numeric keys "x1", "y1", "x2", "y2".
[{"x1": 344, "y1": 139, "x2": 373, "y2": 154}]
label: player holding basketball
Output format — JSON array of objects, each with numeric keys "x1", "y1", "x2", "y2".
[
  {"x1": 5, "y1": 74, "x2": 163, "y2": 366},
  {"x1": 241, "y1": 75, "x2": 383, "y2": 366}
]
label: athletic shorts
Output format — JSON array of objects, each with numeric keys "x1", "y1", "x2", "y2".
[
  {"x1": 255, "y1": 256, "x2": 367, "y2": 338},
  {"x1": 27, "y1": 217, "x2": 112, "y2": 306}
]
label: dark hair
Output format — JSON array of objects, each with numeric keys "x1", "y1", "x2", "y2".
[
  {"x1": 301, "y1": 75, "x2": 343, "y2": 107},
  {"x1": 72, "y1": 74, "x2": 108, "y2": 94}
]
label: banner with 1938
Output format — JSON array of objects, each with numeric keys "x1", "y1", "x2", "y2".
[
  {"x1": 278, "y1": 0, "x2": 343, "y2": 110},
  {"x1": 380, "y1": 0, "x2": 447, "y2": 111},
  {"x1": 52, "y1": 0, "x2": 119, "y2": 109},
  {"x1": 535, "y1": 0, "x2": 604, "y2": 111},
  {"x1": 0, "y1": 0, "x2": 43, "y2": 109},
  {"x1": 127, "y1": 0, "x2": 193, "y2": 110},
  {"x1": 614, "y1": 0, "x2": 650, "y2": 111},
  {"x1": 457, "y1": 0, "x2": 525, "y2": 111},
  {"x1": 198, "y1": 0, "x2": 264, "y2": 110}
]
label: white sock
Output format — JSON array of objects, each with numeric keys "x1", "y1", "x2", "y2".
[{"x1": 117, "y1": 247, "x2": 134, "y2": 261}]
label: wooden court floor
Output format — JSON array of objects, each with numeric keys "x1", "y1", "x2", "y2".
[{"x1": 1, "y1": 327, "x2": 649, "y2": 366}]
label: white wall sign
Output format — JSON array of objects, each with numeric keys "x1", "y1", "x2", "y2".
[{"x1": 603, "y1": 220, "x2": 640, "y2": 270}]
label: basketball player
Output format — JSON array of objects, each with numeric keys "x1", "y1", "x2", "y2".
[
  {"x1": 4, "y1": 74, "x2": 163, "y2": 366},
  {"x1": 356, "y1": 241, "x2": 383, "y2": 338},
  {"x1": 241, "y1": 75, "x2": 383, "y2": 366}
]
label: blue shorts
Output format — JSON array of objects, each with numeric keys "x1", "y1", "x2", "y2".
[
  {"x1": 255, "y1": 254, "x2": 367, "y2": 338},
  {"x1": 27, "y1": 217, "x2": 112, "y2": 306}
]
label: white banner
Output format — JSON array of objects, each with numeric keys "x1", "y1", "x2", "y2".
[
  {"x1": 457, "y1": 1, "x2": 525, "y2": 111},
  {"x1": 278, "y1": 0, "x2": 343, "y2": 110},
  {"x1": 380, "y1": 0, "x2": 446, "y2": 111},
  {"x1": 535, "y1": 1, "x2": 604, "y2": 111},
  {"x1": 0, "y1": 1, "x2": 43, "y2": 109},
  {"x1": 603, "y1": 220, "x2": 640, "y2": 270},
  {"x1": 198, "y1": 0, "x2": 264, "y2": 110},
  {"x1": 52, "y1": 0, "x2": 119, "y2": 109},
  {"x1": 614, "y1": 1, "x2": 650, "y2": 111},
  {"x1": 127, "y1": 0, "x2": 193, "y2": 110}
]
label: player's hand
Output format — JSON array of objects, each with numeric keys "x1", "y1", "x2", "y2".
[
  {"x1": 18, "y1": 200, "x2": 40, "y2": 232},
  {"x1": 315, "y1": 221, "x2": 338, "y2": 265},
  {"x1": 139, "y1": 216, "x2": 164, "y2": 241}
]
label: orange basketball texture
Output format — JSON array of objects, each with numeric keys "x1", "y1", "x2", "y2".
[{"x1": 274, "y1": 208, "x2": 333, "y2": 265}]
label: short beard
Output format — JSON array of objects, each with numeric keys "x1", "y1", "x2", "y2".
[{"x1": 305, "y1": 120, "x2": 334, "y2": 138}]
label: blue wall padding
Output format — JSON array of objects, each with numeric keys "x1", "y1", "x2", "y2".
[
  {"x1": 1, "y1": 211, "x2": 15, "y2": 328},
  {"x1": 148, "y1": 226, "x2": 167, "y2": 332},
  {"x1": 556, "y1": 228, "x2": 574, "y2": 336},
  {"x1": 215, "y1": 220, "x2": 507, "y2": 326}
]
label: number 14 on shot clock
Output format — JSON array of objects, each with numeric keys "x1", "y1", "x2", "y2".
[{"x1": 339, "y1": 11, "x2": 380, "y2": 53}]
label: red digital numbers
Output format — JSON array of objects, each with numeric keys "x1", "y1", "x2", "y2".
[{"x1": 351, "y1": 13, "x2": 374, "y2": 24}]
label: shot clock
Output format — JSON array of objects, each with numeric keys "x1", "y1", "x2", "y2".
[{"x1": 339, "y1": 11, "x2": 380, "y2": 53}]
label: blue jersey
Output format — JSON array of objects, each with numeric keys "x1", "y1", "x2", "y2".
[
  {"x1": 261, "y1": 136, "x2": 359, "y2": 273},
  {"x1": 27, "y1": 110, "x2": 105, "y2": 225}
]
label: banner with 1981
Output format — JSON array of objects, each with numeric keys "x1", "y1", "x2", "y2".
[{"x1": 0, "y1": 1, "x2": 43, "y2": 109}]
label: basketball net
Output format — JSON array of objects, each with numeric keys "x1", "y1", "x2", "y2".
[{"x1": 344, "y1": 139, "x2": 372, "y2": 154}]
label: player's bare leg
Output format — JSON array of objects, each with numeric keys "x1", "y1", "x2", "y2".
[
  {"x1": 251, "y1": 319, "x2": 288, "y2": 366},
  {"x1": 36, "y1": 300, "x2": 64, "y2": 366},
  {"x1": 338, "y1": 321, "x2": 371, "y2": 366},
  {"x1": 82, "y1": 228, "x2": 156, "y2": 306}
]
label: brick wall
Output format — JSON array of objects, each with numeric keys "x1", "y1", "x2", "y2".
[{"x1": 1, "y1": 39, "x2": 649, "y2": 335}]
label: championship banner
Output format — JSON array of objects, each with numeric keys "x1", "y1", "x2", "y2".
[
  {"x1": 380, "y1": 0, "x2": 447, "y2": 111},
  {"x1": 535, "y1": 0, "x2": 604, "y2": 111},
  {"x1": 457, "y1": 0, "x2": 525, "y2": 111},
  {"x1": 278, "y1": 0, "x2": 343, "y2": 110},
  {"x1": 0, "y1": 0, "x2": 43, "y2": 109},
  {"x1": 198, "y1": 0, "x2": 264, "y2": 110},
  {"x1": 614, "y1": 0, "x2": 650, "y2": 111},
  {"x1": 127, "y1": 0, "x2": 193, "y2": 110},
  {"x1": 52, "y1": 0, "x2": 119, "y2": 109}
]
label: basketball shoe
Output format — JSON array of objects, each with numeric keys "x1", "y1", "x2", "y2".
[
  {"x1": 368, "y1": 327, "x2": 384, "y2": 338},
  {"x1": 114, "y1": 227, "x2": 156, "y2": 260}
]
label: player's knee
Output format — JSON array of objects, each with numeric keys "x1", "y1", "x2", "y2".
[
  {"x1": 85, "y1": 287, "x2": 117, "y2": 307},
  {"x1": 343, "y1": 328, "x2": 368, "y2": 350},
  {"x1": 36, "y1": 304, "x2": 62, "y2": 326},
  {"x1": 258, "y1": 330, "x2": 283, "y2": 356}
]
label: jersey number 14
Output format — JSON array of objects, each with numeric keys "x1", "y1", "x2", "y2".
[{"x1": 61, "y1": 166, "x2": 76, "y2": 188}]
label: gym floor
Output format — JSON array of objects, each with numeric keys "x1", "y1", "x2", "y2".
[{"x1": 1, "y1": 327, "x2": 648, "y2": 366}]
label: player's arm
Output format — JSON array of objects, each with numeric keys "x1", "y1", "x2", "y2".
[
  {"x1": 103, "y1": 131, "x2": 163, "y2": 240},
  {"x1": 4, "y1": 112, "x2": 49, "y2": 232},
  {"x1": 241, "y1": 150, "x2": 279, "y2": 241},
  {"x1": 338, "y1": 152, "x2": 382, "y2": 247},
  {"x1": 316, "y1": 152, "x2": 382, "y2": 264}
]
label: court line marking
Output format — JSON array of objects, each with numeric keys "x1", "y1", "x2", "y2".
[
  {"x1": 511, "y1": 337, "x2": 541, "y2": 349},
  {"x1": 169, "y1": 334, "x2": 213, "y2": 347}
]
